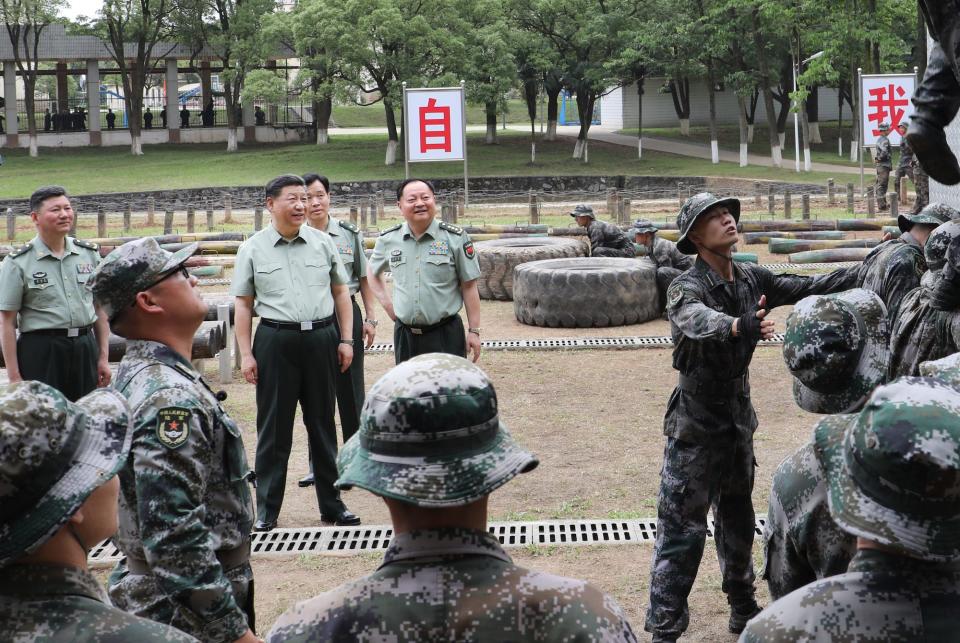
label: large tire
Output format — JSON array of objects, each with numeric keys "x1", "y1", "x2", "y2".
[
  {"x1": 475, "y1": 237, "x2": 588, "y2": 301},
  {"x1": 513, "y1": 257, "x2": 659, "y2": 327}
]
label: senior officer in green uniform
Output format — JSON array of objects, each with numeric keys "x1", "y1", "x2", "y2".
[
  {"x1": 0, "y1": 185, "x2": 110, "y2": 401},
  {"x1": 367, "y1": 178, "x2": 482, "y2": 364},
  {"x1": 298, "y1": 173, "x2": 378, "y2": 489},
  {"x1": 232, "y1": 174, "x2": 359, "y2": 532}
]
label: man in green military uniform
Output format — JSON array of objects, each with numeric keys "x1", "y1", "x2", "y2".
[
  {"x1": 87, "y1": 237, "x2": 258, "y2": 643},
  {"x1": 368, "y1": 179, "x2": 482, "y2": 364},
  {"x1": 874, "y1": 122, "x2": 893, "y2": 211},
  {"x1": 265, "y1": 353, "x2": 638, "y2": 642},
  {"x1": 741, "y1": 376, "x2": 960, "y2": 642},
  {"x1": 0, "y1": 380, "x2": 197, "y2": 643},
  {"x1": 298, "y1": 173, "x2": 378, "y2": 488},
  {"x1": 232, "y1": 174, "x2": 359, "y2": 531},
  {"x1": 0, "y1": 185, "x2": 110, "y2": 401}
]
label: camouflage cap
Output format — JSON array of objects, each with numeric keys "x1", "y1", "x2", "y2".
[
  {"x1": 898, "y1": 202, "x2": 959, "y2": 233},
  {"x1": 568, "y1": 204, "x2": 596, "y2": 219},
  {"x1": 336, "y1": 353, "x2": 539, "y2": 507},
  {"x1": 925, "y1": 220, "x2": 960, "y2": 271},
  {"x1": 632, "y1": 219, "x2": 659, "y2": 234},
  {"x1": 86, "y1": 237, "x2": 198, "y2": 321},
  {"x1": 815, "y1": 376, "x2": 960, "y2": 561},
  {"x1": 675, "y1": 192, "x2": 741, "y2": 254},
  {"x1": 920, "y1": 352, "x2": 960, "y2": 389},
  {"x1": 878, "y1": 122, "x2": 890, "y2": 131},
  {"x1": 783, "y1": 289, "x2": 889, "y2": 414},
  {"x1": 0, "y1": 381, "x2": 132, "y2": 567}
]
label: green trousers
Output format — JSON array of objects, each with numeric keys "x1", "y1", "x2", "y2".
[
  {"x1": 18, "y1": 331, "x2": 98, "y2": 402},
  {"x1": 252, "y1": 321, "x2": 345, "y2": 521},
  {"x1": 394, "y1": 315, "x2": 466, "y2": 364}
]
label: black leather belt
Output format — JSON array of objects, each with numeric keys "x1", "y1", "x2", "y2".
[
  {"x1": 260, "y1": 316, "x2": 334, "y2": 331},
  {"x1": 22, "y1": 325, "x2": 93, "y2": 337},
  {"x1": 125, "y1": 541, "x2": 250, "y2": 575},
  {"x1": 401, "y1": 315, "x2": 456, "y2": 335},
  {"x1": 678, "y1": 373, "x2": 749, "y2": 396}
]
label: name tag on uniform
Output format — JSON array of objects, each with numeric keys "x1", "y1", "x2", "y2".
[
  {"x1": 390, "y1": 249, "x2": 403, "y2": 265},
  {"x1": 428, "y1": 241, "x2": 450, "y2": 256},
  {"x1": 32, "y1": 271, "x2": 49, "y2": 287},
  {"x1": 76, "y1": 264, "x2": 94, "y2": 274}
]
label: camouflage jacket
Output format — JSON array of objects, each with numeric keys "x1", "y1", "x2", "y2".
[
  {"x1": 265, "y1": 527, "x2": 638, "y2": 642},
  {"x1": 875, "y1": 134, "x2": 892, "y2": 168},
  {"x1": 586, "y1": 219, "x2": 634, "y2": 253},
  {"x1": 0, "y1": 564, "x2": 197, "y2": 642},
  {"x1": 897, "y1": 137, "x2": 914, "y2": 171},
  {"x1": 664, "y1": 258, "x2": 851, "y2": 443},
  {"x1": 763, "y1": 442, "x2": 855, "y2": 600},
  {"x1": 838, "y1": 232, "x2": 925, "y2": 323},
  {"x1": 888, "y1": 274, "x2": 960, "y2": 379},
  {"x1": 741, "y1": 549, "x2": 960, "y2": 642},
  {"x1": 109, "y1": 340, "x2": 255, "y2": 642},
  {"x1": 643, "y1": 236, "x2": 694, "y2": 272}
]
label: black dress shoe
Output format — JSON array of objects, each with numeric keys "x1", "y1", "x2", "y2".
[
  {"x1": 298, "y1": 473, "x2": 315, "y2": 488},
  {"x1": 907, "y1": 120, "x2": 960, "y2": 185},
  {"x1": 253, "y1": 520, "x2": 277, "y2": 532},
  {"x1": 320, "y1": 510, "x2": 361, "y2": 526}
]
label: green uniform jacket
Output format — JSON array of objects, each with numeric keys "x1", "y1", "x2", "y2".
[{"x1": 322, "y1": 216, "x2": 366, "y2": 295}]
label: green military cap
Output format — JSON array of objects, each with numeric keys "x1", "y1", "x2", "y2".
[
  {"x1": 815, "y1": 376, "x2": 960, "y2": 562},
  {"x1": 632, "y1": 219, "x2": 659, "y2": 234},
  {"x1": 675, "y1": 192, "x2": 740, "y2": 254},
  {"x1": 783, "y1": 289, "x2": 889, "y2": 414},
  {"x1": 86, "y1": 237, "x2": 198, "y2": 321},
  {"x1": 0, "y1": 381, "x2": 132, "y2": 567},
  {"x1": 568, "y1": 204, "x2": 596, "y2": 219},
  {"x1": 924, "y1": 220, "x2": 960, "y2": 271},
  {"x1": 336, "y1": 353, "x2": 539, "y2": 507},
  {"x1": 920, "y1": 352, "x2": 960, "y2": 388},
  {"x1": 898, "y1": 202, "x2": 960, "y2": 233},
  {"x1": 878, "y1": 122, "x2": 890, "y2": 131}
]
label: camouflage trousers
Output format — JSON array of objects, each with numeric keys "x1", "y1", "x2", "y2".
[
  {"x1": 645, "y1": 435, "x2": 758, "y2": 639},
  {"x1": 913, "y1": 168, "x2": 930, "y2": 214},
  {"x1": 592, "y1": 246, "x2": 636, "y2": 258},
  {"x1": 875, "y1": 167, "x2": 891, "y2": 210}
]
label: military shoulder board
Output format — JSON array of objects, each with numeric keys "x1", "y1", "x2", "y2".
[
  {"x1": 340, "y1": 220, "x2": 359, "y2": 234},
  {"x1": 73, "y1": 238, "x2": 99, "y2": 251},
  {"x1": 8, "y1": 242, "x2": 32, "y2": 258},
  {"x1": 381, "y1": 223, "x2": 402, "y2": 234},
  {"x1": 439, "y1": 222, "x2": 463, "y2": 235}
]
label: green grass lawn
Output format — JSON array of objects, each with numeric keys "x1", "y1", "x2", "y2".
[
  {"x1": 330, "y1": 99, "x2": 533, "y2": 128},
  {"x1": 619, "y1": 120, "x2": 881, "y2": 168},
  {"x1": 0, "y1": 131, "x2": 846, "y2": 198}
]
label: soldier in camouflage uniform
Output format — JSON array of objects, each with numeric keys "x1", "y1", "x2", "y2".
[
  {"x1": 634, "y1": 218, "x2": 694, "y2": 312},
  {"x1": 763, "y1": 289, "x2": 889, "y2": 600},
  {"x1": 87, "y1": 238, "x2": 258, "y2": 643},
  {"x1": 898, "y1": 122, "x2": 931, "y2": 214},
  {"x1": 874, "y1": 122, "x2": 893, "y2": 210},
  {"x1": 646, "y1": 193, "x2": 853, "y2": 642},
  {"x1": 894, "y1": 123, "x2": 915, "y2": 187},
  {"x1": 741, "y1": 376, "x2": 960, "y2": 642},
  {"x1": 0, "y1": 380, "x2": 196, "y2": 642},
  {"x1": 265, "y1": 353, "x2": 638, "y2": 642},
  {"x1": 889, "y1": 218, "x2": 960, "y2": 379},
  {"x1": 911, "y1": 152, "x2": 930, "y2": 214},
  {"x1": 571, "y1": 204, "x2": 636, "y2": 257}
]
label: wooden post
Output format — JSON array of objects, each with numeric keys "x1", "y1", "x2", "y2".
[
  {"x1": 898, "y1": 176, "x2": 908, "y2": 205},
  {"x1": 6, "y1": 208, "x2": 15, "y2": 241},
  {"x1": 866, "y1": 187, "x2": 876, "y2": 217},
  {"x1": 621, "y1": 198, "x2": 632, "y2": 224},
  {"x1": 440, "y1": 204, "x2": 450, "y2": 223},
  {"x1": 253, "y1": 207, "x2": 263, "y2": 231},
  {"x1": 889, "y1": 193, "x2": 899, "y2": 220},
  {"x1": 360, "y1": 201, "x2": 368, "y2": 231},
  {"x1": 146, "y1": 197, "x2": 156, "y2": 226},
  {"x1": 368, "y1": 196, "x2": 377, "y2": 226},
  {"x1": 69, "y1": 211, "x2": 77, "y2": 236},
  {"x1": 217, "y1": 303, "x2": 232, "y2": 385},
  {"x1": 206, "y1": 208, "x2": 214, "y2": 231},
  {"x1": 677, "y1": 182, "x2": 685, "y2": 208},
  {"x1": 846, "y1": 183, "x2": 855, "y2": 214},
  {"x1": 223, "y1": 194, "x2": 233, "y2": 223},
  {"x1": 97, "y1": 207, "x2": 107, "y2": 238},
  {"x1": 607, "y1": 188, "x2": 617, "y2": 217},
  {"x1": 123, "y1": 204, "x2": 131, "y2": 233},
  {"x1": 768, "y1": 193, "x2": 775, "y2": 216},
  {"x1": 528, "y1": 189, "x2": 538, "y2": 224},
  {"x1": 827, "y1": 179, "x2": 835, "y2": 205},
  {"x1": 186, "y1": 207, "x2": 195, "y2": 233},
  {"x1": 376, "y1": 190, "x2": 385, "y2": 221},
  {"x1": 754, "y1": 182, "x2": 762, "y2": 207},
  {"x1": 801, "y1": 194, "x2": 810, "y2": 220},
  {"x1": 457, "y1": 192, "x2": 465, "y2": 221},
  {"x1": 349, "y1": 206, "x2": 358, "y2": 226},
  {"x1": 784, "y1": 190, "x2": 792, "y2": 219},
  {"x1": 164, "y1": 210, "x2": 174, "y2": 234}
]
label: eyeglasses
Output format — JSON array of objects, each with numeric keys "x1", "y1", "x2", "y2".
[{"x1": 130, "y1": 265, "x2": 190, "y2": 308}]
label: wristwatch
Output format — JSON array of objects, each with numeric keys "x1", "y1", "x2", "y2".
[
  {"x1": 365, "y1": 319, "x2": 379, "y2": 327},
  {"x1": 468, "y1": 328, "x2": 481, "y2": 336},
  {"x1": 340, "y1": 339, "x2": 354, "y2": 345}
]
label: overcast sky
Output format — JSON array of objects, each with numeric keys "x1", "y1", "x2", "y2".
[{"x1": 63, "y1": 0, "x2": 102, "y2": 20}]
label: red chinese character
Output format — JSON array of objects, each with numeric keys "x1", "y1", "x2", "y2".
[
  {"x1": 419, "y1": 98, "x2": 451, "y2": 153},
  {"x1": 867, "y1": 83, "x2": 909, "y2": 136}
]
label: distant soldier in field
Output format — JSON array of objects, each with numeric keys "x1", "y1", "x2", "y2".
[
  {"x1": 106, "y1": 108, "x2": 116, "y2": 130},
  {"x1": 894, "y1": 123, "x2": 914, "y2": 187},
  {"x1": 874, "y1": 122, "x2": 893, "y2": 211},
  {"x1": 571, "y1": 204, "x2": 635, "y2": 258},
  {"x1": 144, "y1": 108, "x2": 154, "y2": 130},
  {"x1": 633, "y1": 218, "x2": 693, "y2": 311}
]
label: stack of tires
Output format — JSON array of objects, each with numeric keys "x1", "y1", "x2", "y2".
[{"x1": 475, "y1": 237, "x2": 588, "y2": 301}]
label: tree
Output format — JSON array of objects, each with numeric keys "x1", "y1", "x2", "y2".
[
  {"x1": 0, "y1": 0, "x2": 63, "y2": 157},
  {"x1": 101, "y1": 0, "x2": 176, "y2": 155}
]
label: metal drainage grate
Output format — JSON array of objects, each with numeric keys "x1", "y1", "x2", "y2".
[
  {"x1": 368, "y1": 334, "x2": 784, "y2": 354},
  {"x1": 197, "y1": 278, "x2": 232, "y2": 287},
  {"x1": 87, "y1": 516, "x2": 769, "y2": 565}
]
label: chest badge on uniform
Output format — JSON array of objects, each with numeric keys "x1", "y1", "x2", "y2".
[
  {"x1": 463, "y1": 241, "x2": 475, "y2": 259},
  {"x1": 31, "y1": 271, "x2": 49, "y2": 286},
  {"x1": 76, "y1": 264, "x2": 94, "y2": 274},
  {"x1": 428, "y1": 240, "x2": 450, "y2": 256},
  {"x1": 337, "y1": 242, "x2": 354, "y2": 256},
  {"x1": 390, "y1": 249, "x2": 403, "y2": 265},
  {"x1": 156, "y1": 407, "x2": 191, "y2": 449}
]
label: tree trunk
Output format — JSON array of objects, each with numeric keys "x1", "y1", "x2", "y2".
[
  {"x1": 670, "y1": 77, "x2": 691, "y2": 134},
  {"x1": 751, "y1": 10, "x2": 782, "y2": 167},
  {"x1": 747, "y1": 90, "x2": 759, "y2": 143},
  {"x1": 227, "y1": 127, "x2": 238, "y2": 152},
  {"x1": 572, "y1": 90, "x2": 596, "y2": 160},
  {"x1": 706, "y1": 67, "x2": 718, "y2": 163},
  {"x1": 545, "y1": 82, "x2": 561, "y2": 142},
  {"x1": 384, "y1": 98, "x2": 399, "y2": 165},
  {"x1": 737, "y1": 95, "x2": 749, "y2": 167},
  {"x1": 131, "y1": 133, "x2": 143, "y2": 156},
  {"x1": 849, "y1": 60, "x2": 859, "y2": 162},
  {"x1": 22, "y1": 77, "x2": 39, "y2": 157},
  {"x1": 315, "y1": 96, "x2": 331, "y2": 145},
  {"x1": 637, "y1": 77, "x2": 644, "y2": 159},
  {"x1": 807, "y1": 85, "x2": 822, "y2": 143},
  {"x1": 800, "y1": 100, "x2": 812, "y2": 171},
  {"x1": 485, "y1": 101, "x2": 498, "y2": 144}
]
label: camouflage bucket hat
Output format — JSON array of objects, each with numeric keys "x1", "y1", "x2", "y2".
[
  {"x1": 86, "y1": 237, "x2": 198, "y2": 321},
  {"x1": 815, "y1": 377, "x2": 960, "y2": 562},
  {"x1": 924, "y1": 219, "x2": 960, "y2": 271},
  {"x1": 0, "y1": 381, "x2": 132, "y2": 567},
  {"x1": 898, "y1": 202, "x2": 959, "y2": 233},
  {"x1": 783, "y1": 289, "x2": 889, "y2": 414},
  {"x1": 632, "y1": 219, "x2": 659, "y2": 234},
  {"x1": 568, "y1": 204, "x2": 596, "y2": 219},
  {"x1": 336, "y1": 353, "x2": 539, "y2": 507},
  {"x1": 920, "y1": 352, "x2": 960, "y2": 388},
  {"x1": 675, "y1": 192, "x2": 741, "y2": 254}
]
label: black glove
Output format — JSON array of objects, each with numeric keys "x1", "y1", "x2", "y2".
[{"x1": 737, "y1": 311, "x2": 763, "y2": 342}]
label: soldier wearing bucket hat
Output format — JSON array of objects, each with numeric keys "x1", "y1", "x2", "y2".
[
  {"x1": 741, "y1": 377, "x2": 960, "y2": 642},
  {"x1": 0, "y1": 381, "x2": 196, "y2": 642},
  {"x1": 634, "y1": 218, "x2": 693, "y2": 312},
  {"x1": 874, "y1": 122, "x2": 893, "y2": 210},
  {"x1": 87, "y1": 238, "x2": 259, "y2": 643},
  {"x1": 762, "y1": 289, "x2": 888, "y2": 600},
  {"x1": 889, "y1": 219, "x2": 960, "y2": 379},
  {"x1": 648, "y1": 193, "x2": 854, "y2": 642},
  {"x1": 571, "y1": 204, "x2": 636, "y2": 257},
  {"x1": 265, "y1": 353, "x2": 638, "y2": 642}
]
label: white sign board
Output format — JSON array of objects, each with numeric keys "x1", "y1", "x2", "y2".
[
  {"x1": 860, "y1": 73, "x2": 916, "y2": 147},
  {"x1": 404, "y1": 87, "x2": 465, "y2": 163}
]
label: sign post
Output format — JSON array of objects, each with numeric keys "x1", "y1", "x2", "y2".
[
  {"x1": 403, "y1": 82, "x2": 469, "y2": 205},
  {"x1": 859, "y1": 71, "x2": 916, "y2": 195}
]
